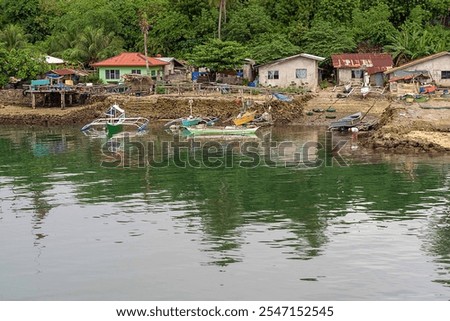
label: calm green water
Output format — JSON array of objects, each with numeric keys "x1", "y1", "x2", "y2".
[{"x1": 0, "y1": 125, "x2": 449, "y2": 300}]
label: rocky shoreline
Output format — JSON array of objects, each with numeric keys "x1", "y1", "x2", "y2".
[
  {"x1": 0, "y1": 88, "x2": 449, "y2": 153},
  {"x1": 0, "y1": 90, "x2": 309, "y2": 126},
  {"x1": 361, "y1": 102, "x2": 450, "y2": 152},
  {"x1": 304, "y1": 89, "x2": 449, "y2": 153}
]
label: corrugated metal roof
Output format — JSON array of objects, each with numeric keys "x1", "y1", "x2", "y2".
[
  {"x1": 331, "y1": 53, "x2": 393, "y2": 74},
  {"x1": 45, "y1": 55, "x2": 64, "y2": 64},
  {"x1": 156, "y1": 57, "x2": 176, "y2": 63},
  {"x1": 49, "y1": 69, "x2": 89, "y2": 77},
  {"x1": 156, "y1": 57, "x2": 187, "y2": 67},
  {"x1": 51, "y1": 68, "x2": 76, "y2": 76},
  {"x1": 91, "y1": 52, "x2": 169, "y2": 67},
  {"x1": 384, "y1": 51, "x2": 450, "y2": 74},
  {"x1": 257, "y1": 53, "x2": 325, "y2": 68},
  {"x1": 297, "y1": 53, "x2": 326, "y2": 61},
  {"x1": 388, "y1": 74, "x2": 415, "y2": 82}
]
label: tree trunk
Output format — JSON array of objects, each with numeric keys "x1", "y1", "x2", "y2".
[
  {"x1": 144, "y1": 30, "x2": 149, "y2": 75},
  {"x1": 140, "y1": 14, "x2": 150, "y2": 75},
  {"x1": 218, "y1": 0, "x2": 223, "y2": 40}
]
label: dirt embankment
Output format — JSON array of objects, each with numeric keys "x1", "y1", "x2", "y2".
[
  {"x1": 299, "y1": 88, "x2": 389, "y2": 126},
  {"x1": 0, "y1": 102, "x2": 108, "y2": 126},
  {"x1": 110, "y1": 94, "x2": 310, "y2": 124},
  {"x1": 1, "y1": 88, "x2": 449, "y2": 153},
  {"x1": 0, "y1": 90, "x2": 311, "y2": 126},
  {"x1": 362, "y1": 101, "x2": 450, "y2": 152},
  {"x1": 299, "y1": 88, "x2": 450, "y2": 153}
]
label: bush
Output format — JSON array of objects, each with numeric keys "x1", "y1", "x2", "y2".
[
  {"x1": 85, "y1": 73, "x2": 103, "y2": 84},
  {"x1": 279, "y1": 86, "x2": 307, "y2": 94},
  {"x1": 320, "y1": 80, "x2": 329, "y2": 89},
  {"x1": 156, "y1": 85, "x2": 166, "y2": 94}
]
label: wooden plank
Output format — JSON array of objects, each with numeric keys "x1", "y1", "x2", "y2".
[{"x1": 61, "y1": 92, "x2": 65, "y2": 109}]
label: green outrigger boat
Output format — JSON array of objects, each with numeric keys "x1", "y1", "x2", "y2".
[
  {"x1": 106, "y1": 122, "x2": 124, "y2": 136},
  {"x1": 81, "y1": 104, "x2": 149, "y2": 137},
  {"x1": 185, "y1": 125, "x2": 259, "y2": 136}
]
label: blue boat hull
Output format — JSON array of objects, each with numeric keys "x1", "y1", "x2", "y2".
[{"x1": 182, "y1": 118, "x2": 202, "y2": 127}]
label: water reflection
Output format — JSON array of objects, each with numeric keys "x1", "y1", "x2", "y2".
[
  {"x1": 0, "y1": 126, "x2": 449, "y2": 299},
  {"x1": 96, "y1": 127, "x2": 329, "y2": 169}
]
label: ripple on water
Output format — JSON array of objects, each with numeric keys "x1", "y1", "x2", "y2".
[{"x1": 1, "y1": 127, "x2": 450, "y2": 300}]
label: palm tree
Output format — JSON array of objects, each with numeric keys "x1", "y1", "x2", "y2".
[
  {"x1": 139, "y1": 12, "x2": 151, "y2": 75},
  {"x1": 46, "y1": 27, "x2": 79, "y2": 59},
  {"x1": 0, "y1": 24, "x2": 29, "y2": 51},
  {"x1": 209, "y1": 0, "x2": 229, "y2": 39},
  {"x1": 70, "y1": 26, "x2": 123, "y2": 67},
  {"x1": 384, "y1": 30, "x2": 414, "y2": 66},
  {"x1": 384, "y1": 26, "x2": 448, "y2": 65}
]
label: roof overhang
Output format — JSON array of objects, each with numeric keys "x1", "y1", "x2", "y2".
[
  {"x1": 385, "y1": 51, "x2": 450, "y2": 75},
  {"x1": 45, "y1": 55, "x2": 65, "y2": 64},
  {"x1": 256, "y1": 53, "x2": 325, "y2": 68}
]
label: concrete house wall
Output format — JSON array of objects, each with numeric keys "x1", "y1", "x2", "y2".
[
  {"x1": 243, "y1": 59, "x2": 255, "y2": 81},
  {"x1": 163, "y1": 62, "x2": 174, "y2": 75},
  {"x1": 337, "y1": 69, "x2": 384, "y2": 86},
  {"x1": 337, "y1": 69, "x2": 358, "y2": 85},
  {"x1": 258, "y1": 55, "x2": 323, "y2": 91},
  {"x1": 158, "y1": 60, "x2": 175, "y2": 76},
  {"x1": 156, "y1": 57, "x2": 188, "y2": 77},
  {"x1": 97, "y1": 66, "x2": 164, "y2": 83},
  {"x1": 387, "y1": 55, "x2": 450, "y2": 87}
]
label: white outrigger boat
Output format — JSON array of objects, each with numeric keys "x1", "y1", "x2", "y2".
[
  {"x1": 185, "y1": 125, "x2": 259, "y2": 136},
  {"x1": 81, "y1": 104, "x2": 149, "y2": 136}
]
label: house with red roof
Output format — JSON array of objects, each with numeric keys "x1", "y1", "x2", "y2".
[
  {"x1": 331, "y1": 53, "x2": 393, "y2": 87},
  {"x1": 91, "y1": 52, "x2": 169, "y2": 83}
]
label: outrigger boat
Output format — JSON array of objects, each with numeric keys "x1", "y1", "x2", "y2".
[
  {"x1": 233, "y1": 110, "x2": 256, "y2": 126},
  {"x1": 81, "y1": 104, "x2": 149, "y2": 136},
  {"x1": 181, "y1": 116, "x2": 203, "y2": 127},
  {"x1": 164, "y1": 116, "x2": 219, "y2": 132},
  {"x1": 185, "y1": 125, "x2": 259, "y2": 136},
  {"x1": 328, "y1": 112, "x2": 362, "y2": 130},
  {"x1": 164, "y1": 99, "x2": 219, "y2": 129}
]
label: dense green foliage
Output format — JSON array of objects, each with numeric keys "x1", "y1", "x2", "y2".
[
  {"x1": 188, "y1": 38, "x2": 248, "y2": 71},
  {"x1": 0, "y1": 48, "x2": 48, "y2": 85},
  {"x1": 0, "y1": 0, "x2": 449, "y2": 84}
]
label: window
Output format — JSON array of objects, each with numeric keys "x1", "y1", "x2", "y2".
[
  {"x1": 131, "y1": 69, "x2": 142, "y2": 75},
  {"x1": 296, "y1": 69, "x2": 307, "y2": 79},
  {"x1": 151, "y1": 70, "x2": 156, "y2": 77},
  {"x1": 105, "y1": 69, "x2": 120, "y2": 80},
  {"x1": 351, "y1": 69, "x2": 363, "y2": 79},
  {"x1": 441, "y1": 71, "x2": 450, "y2": 79},
  {"x1": 268, "y1": 70, "x2": 279, "y2": 80}
]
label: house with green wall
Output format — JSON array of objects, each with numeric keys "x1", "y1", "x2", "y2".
[{"x1": 91, "y1": 52, "x2": 169, "y2": 83}]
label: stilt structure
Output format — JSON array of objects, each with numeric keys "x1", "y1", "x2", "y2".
[{"x1": 25, "y1": 79, "x2": 78, "y2": 109}]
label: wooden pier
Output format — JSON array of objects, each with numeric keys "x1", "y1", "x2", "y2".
[
  {"x1": 28, "y1": 88, "x2": 79, "y2": 109},
  {"x1": 24, "y1": 79, "x2": 85, "y2": 109}
]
